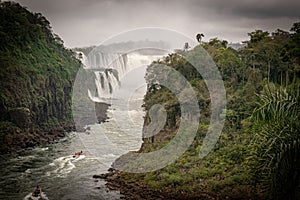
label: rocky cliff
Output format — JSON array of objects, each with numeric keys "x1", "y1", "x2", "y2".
[{"x1": 0, "y1": 1, "x2": 81, "y2": 152}]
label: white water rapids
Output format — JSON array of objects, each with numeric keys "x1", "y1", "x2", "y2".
[{"x1": 0, "y1": 52, "x2": 164, "y2": 200}]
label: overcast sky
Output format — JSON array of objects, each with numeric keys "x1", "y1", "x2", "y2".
[{"x1": 13, "y1": 0, "x2": 300, "y2": 48}]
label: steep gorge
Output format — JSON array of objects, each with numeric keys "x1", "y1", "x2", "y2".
[{"x1": 0, "y1": 2, "x2": 81, "y2": 152}]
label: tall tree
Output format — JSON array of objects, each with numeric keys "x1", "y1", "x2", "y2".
[
  {"x1": 248, "y1": 30, "x2": 269, "y2": 43},
  {"x1": 196, "y1": 33, "x2": 204, "y2": 43}
]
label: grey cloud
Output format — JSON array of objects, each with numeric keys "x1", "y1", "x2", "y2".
[
  {"x1": 15, "y1": 0, "x2": 80, "y2": 15},
  {"x1": 12, "y1": 0, "x2": 300, "y2": 47},
  {"x1": 232, "y1": 0, "x2": 300, "y2": 19},
  {"x1": 189, "y1": 0, "x2": 300, "y2": 19}
]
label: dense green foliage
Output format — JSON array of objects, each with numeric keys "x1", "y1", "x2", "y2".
[
  {"x1": 116, "y1": 22, "x2": 300, "y2": 199},
  {"x1": 250, "y1": 85, "x2": 300, "y2": 199},
  {"x1": 0, "y1": 2, "x2": 80, "y2": 141}
]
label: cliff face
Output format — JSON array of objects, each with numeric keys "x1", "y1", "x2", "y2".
[
  {"x1": 0, "y1": 2, "x2": 81, "y2": 152},
  {"x1": 3, "y1": 73, "x2": 75, "y2": 129}
]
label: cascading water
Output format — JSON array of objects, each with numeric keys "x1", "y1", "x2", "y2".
[
  {"x1": 75, "y1": 51, "x2": 88, "y2": 66},
  {"x1": 74, "y1": 50, "x2": 166, "y2": 167},
  {"x1": 73, "y1": 47, "x2": 167, "y2": 167},
  {"x1": 77, "y1": 50, "x2": 128, "y2": 101}
]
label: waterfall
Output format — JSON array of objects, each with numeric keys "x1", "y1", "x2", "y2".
[
  {"x1": 79, "y1": 49, "x2": 163, "y2": 102},
  {"x1": 78, "y1": 50, "x2": 128, "y2": 102},
  {"x1": 75, "y1": 51, "x2": 88, "y2": 66},
  {"x1": 107, "y1": 71, "x2": 120, "y2": 90},
  {"x1": 86, "y1": 52, "x2": 127, "y2": 77}
]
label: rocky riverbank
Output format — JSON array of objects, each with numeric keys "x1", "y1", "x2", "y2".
[
  {"x1": 0, "y1": 101, "x2": 110, "y2": 153},
  {"x1": 0, "y1": 122, "x2": 73, "y2": 153},
  {"x1": 94, "y1": 169, "x2": 166, "y2": 200},
  {"x1": 94, "y1": 168, "x2": 215, "y2": 200}
]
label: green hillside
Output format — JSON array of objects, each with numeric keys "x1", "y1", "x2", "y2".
[
  {"x1": 104, "y1": 23, "x2": 300, "y2": 199},
  {"x1": 0, "y1": 2, "x2": 81, "y2": 152}
]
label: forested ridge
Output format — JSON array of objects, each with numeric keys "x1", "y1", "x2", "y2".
[
  {"x1": 104, "y1": 23, "x2": 300, "y2": 200},
  {"x1": 0, "y1": 2, "x2": 81, "y2": 152}
]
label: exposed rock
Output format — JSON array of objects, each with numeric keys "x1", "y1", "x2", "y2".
[
  {"x1": 9, "y1": 107, "x2": 31, "y2": 128},
  {"x1": 93, "y1": 175, "x2": 103, "y2": 179},
  {"x1": 0, "y1": 125, "x2": 69, "y2": 153},
  {"x1": 95, "y1": 102, "x2": 110, "y2": 124}
]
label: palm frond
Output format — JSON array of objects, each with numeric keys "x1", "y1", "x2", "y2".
[{"x1": 250, "y1": 84, "x2": 300, "y2": 199}]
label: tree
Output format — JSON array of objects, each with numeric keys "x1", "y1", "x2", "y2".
[
  {"x1": 183, "y1": 42, "x2": 190, "y2": 51},
  {"x1": 196, "y1": 33, "x2": 204, "y2": 43},
  {"x1": 241, "y1": 28, "x2": 294, "y2": 85},
  {"x1": 280, "y1": 22, "x2": 300, "y2": 86},
  {"x1": 248, "y1": 30, "x2": 269, "y2": 43},
  {"x1": 291, "y1": 22, "x2": 300, "y2": 34}
]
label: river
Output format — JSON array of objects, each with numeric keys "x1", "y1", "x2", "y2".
[
  {"x1": 0, "y1": 96, "x2": 146, "y2": 200},
  {"x1": 0, "y1": 87, "x2": 147, "y2": 200},
  {"x1": 0, "y1": 53, "x2": 163, "y2": 200}
]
